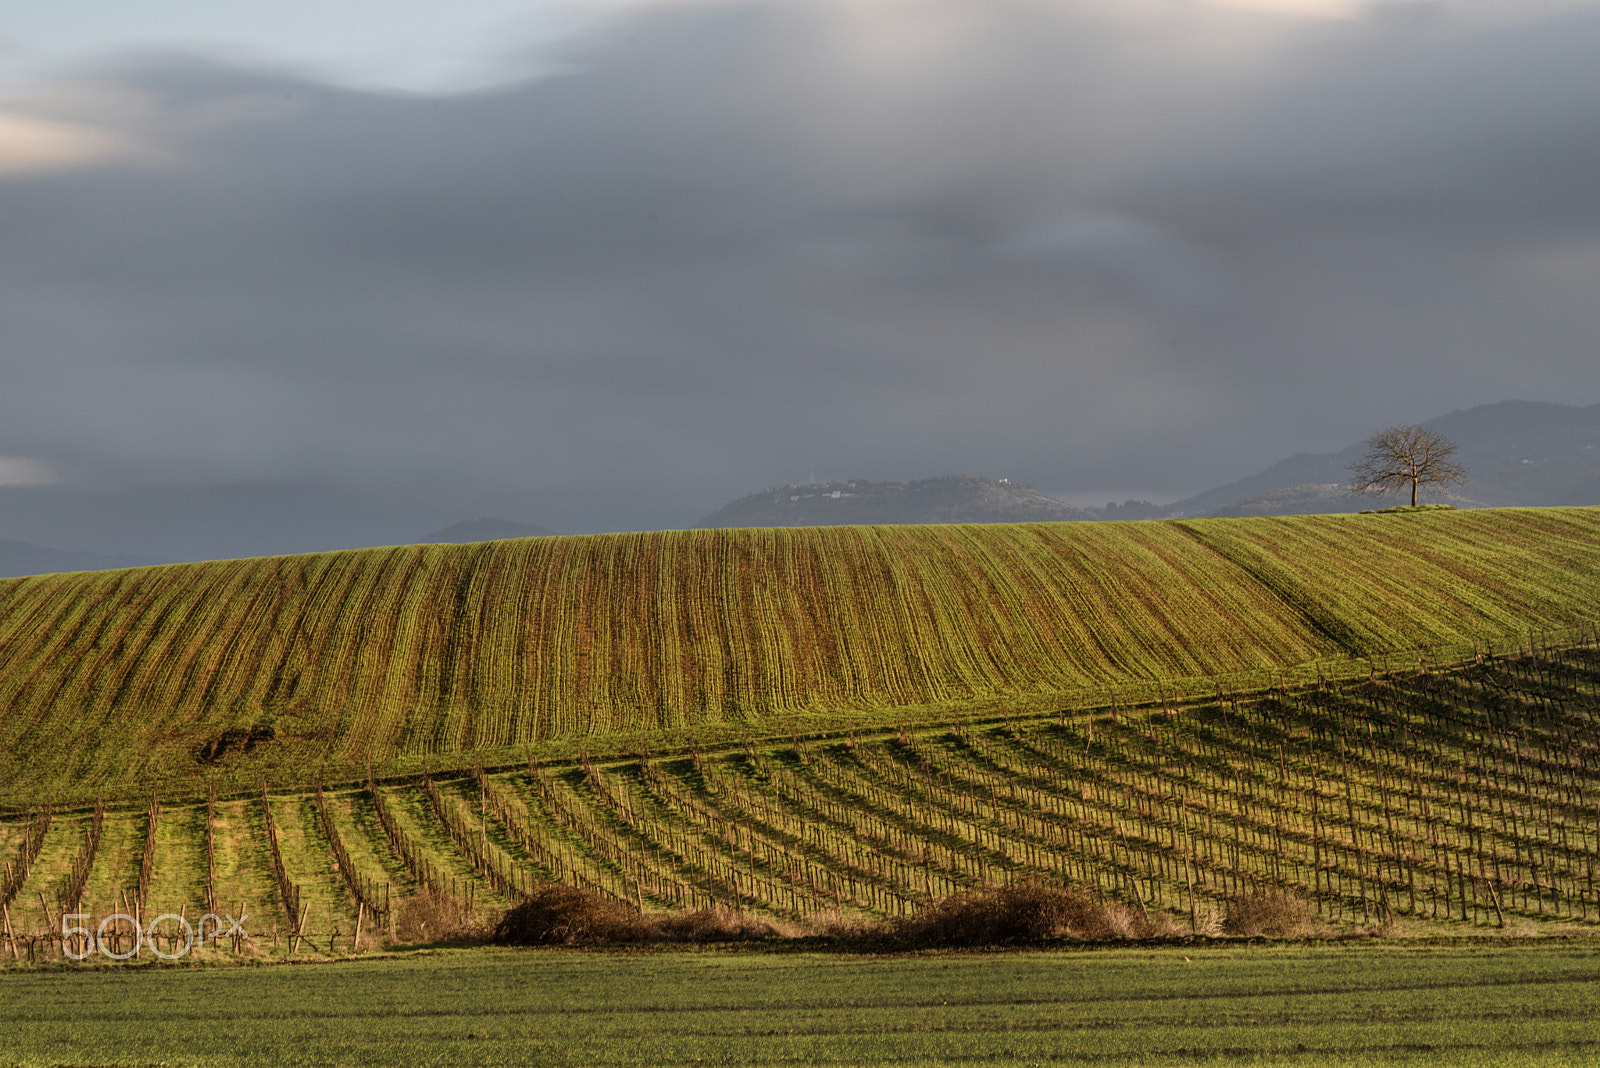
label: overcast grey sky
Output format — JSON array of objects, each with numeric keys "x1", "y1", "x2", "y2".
[{"x1": 3, "y1": 0, "x2": 1599, "y2": 554}]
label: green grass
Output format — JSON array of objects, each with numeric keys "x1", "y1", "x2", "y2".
[
  {"x1": 2, "y1": 944, "x2": 1599, "y2": 1065},
  {"x1": 207, "y1": 800, "x2": 277, "y2": 927},
  {"x1": 2, "y1": 509, "x2": 1599, "y2": 805}
]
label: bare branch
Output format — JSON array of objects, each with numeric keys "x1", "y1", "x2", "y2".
[{"x1": 1348, "y1": 424, "x2": 1467, "y2": 507}]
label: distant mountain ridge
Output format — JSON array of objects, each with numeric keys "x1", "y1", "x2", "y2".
[
  {"x1": 3, "y1": 402, "x2": 1592, "y2": 568},
  {"x1": 698, "y1": 475, "x2": 1097, "y2": 528},
  {"x1": 1150, "y1": 400, "x2": 1600, "y2": 519},
  {"x1": 419, "y1": 518, "x2": 558, "y2": 543},
  {"x1": 0, "y1": 539, "x2": 149, "y2": 579}
]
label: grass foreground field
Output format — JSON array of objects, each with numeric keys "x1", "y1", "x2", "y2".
[{"x1": 2, "y1": 942, "x2": 1599, "y2": 1066}]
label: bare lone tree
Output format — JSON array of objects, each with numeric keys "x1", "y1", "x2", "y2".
[{"x1": 1348, "y1": 424, "x2": 1467, "y2": 507}]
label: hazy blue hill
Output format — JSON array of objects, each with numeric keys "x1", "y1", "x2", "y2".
[
  {"x1": 698, "y1": 475, "x2": 1097, "y2": 528},
  {"x1": 419, "y1": 518, "x2": 558, "y2": 543},
  {"x1": 1424, "y1": 401, "x2": 1600, "y2": 506},
  {"x1": 0, "y1": 538, "x2": 149, "y2": 578},
  {"x1": 1166, "y1": 400, "x2": 1600, "y2": 517}
]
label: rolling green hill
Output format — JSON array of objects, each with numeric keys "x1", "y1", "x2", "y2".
[
  {"x1": 4, "y1": 507, "x2": 1600, "y2": 953},
  {"x1": 0, "y1": 508, "x2": 1598, "y2": 806}
]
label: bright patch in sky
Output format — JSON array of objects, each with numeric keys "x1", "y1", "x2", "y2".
[
  {"x1": 0, "y1": 0, "x2": 595, "y2": 92},
  {"x1": 1203, "y1": 0, "x2": 1368, "y2": 16},
  {"x1": 0, "y1": 459, "x2": 56, "y2": 487},
  {"x1": 6, "y1": 0, "x2": 1600, "y2": 92},
  {"x1": 0, "y1": 109, "x2": 126, "y2": 174}
]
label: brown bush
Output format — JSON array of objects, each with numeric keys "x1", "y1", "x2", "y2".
[
  {"x1": 1101, "y1": 900, "x2": 1183, "y2": 938},
  {"x1": 493, "y1": 884, "x2": 648, "y2": 945},
  {"x1": 1222, "y1": 888, "x2": 1321, "y2": 937},
  {"x1": 488, "y1": 879, "x2": 1199, "y2": 949},
  {"x1": 896, "y1": 879, "x2": 1158, "y2": 945},
  {"x1": 394, "y1": 887, "x2": 492, "y2": 945}
]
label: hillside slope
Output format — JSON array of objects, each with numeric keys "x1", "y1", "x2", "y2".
[{"x1": 0, "y1": 508, "x2": 1598, "y2": 802}]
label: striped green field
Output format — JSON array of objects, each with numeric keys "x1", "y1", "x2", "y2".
[
  {"x1": 3, "y1": 507, "x2": 1600, "y2": 958},
  {"x1": 1, "y1": 508, "x2": 1598, "y2": 806}
]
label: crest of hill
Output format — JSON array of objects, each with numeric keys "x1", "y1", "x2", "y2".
[
  {"x1": 698, "y1": 475, "x2": 1097, "y2": 528},
  {"x1": 1, "y1": 507, "x2": 1599, "y2": 806}
]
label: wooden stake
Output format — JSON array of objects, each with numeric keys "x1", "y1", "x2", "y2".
[
  {"x1": 354, "y1": 902, "x2": 365, "y2": 953},
  {"x1": 1184, "y1": 852, "x2": 1197, "y2": 933},
  {"x1": 291, "y1": 901, "x2": 309, "y2": 955},
  {"x1": 37, "y1": 892, "x2": 56, "y2": 957}
]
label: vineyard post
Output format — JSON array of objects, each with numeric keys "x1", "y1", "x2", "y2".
[
  {"x1": 2, "y1": 902, "x2": 12, "y2": 960},
  {"x1": 1311, "y1": 787, "x2": 1322, "y2": 905},
  {"x1": 1587, "y1": 854, "x2": 1595, "y2": 923},
  {"x1": 1181, "y1": 814, "x2": 1197, "y2": 932},
  {"x1": 354, "y1": 901, "x2": 365, "y2": 953},
  {"x1": 206, "y1": 780, "x2": 218, "y2": 918},
  {"x1": 138, "y1": 788, "x2": 159, "y2": 918},
  {"x1": 36, "y1": 892, "x2": 55, "y2": 959}
]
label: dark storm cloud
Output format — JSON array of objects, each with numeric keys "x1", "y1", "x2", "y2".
[{"x1": 3, "y1": 0, "x2": 1600, "y2": 553}]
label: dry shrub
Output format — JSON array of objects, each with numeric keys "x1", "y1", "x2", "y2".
[
  {"x1": 1192, "y1": 904, "x2": 1225, "y2": 938},
  {"x1": 1223, "y1": 889, "x2": 1320, "y2": 937},
  {"x1": 394, "y1": 888, "x2": 492, "y2": 945},
  {"x1": 490, "y1": 880, "x2": 1190, "y2": 949},
  {"x1": 897, "y1": 879, "x2": 1158, "y2": 945},
  {"x1": 1101, "y1": 900, "x2": 1183, "y2": 938},
  {"x1": 493, "y1": 884, "x2": 647, "y2": 945}
]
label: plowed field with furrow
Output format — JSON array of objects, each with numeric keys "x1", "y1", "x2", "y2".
[
  {"x1": 0, "y1": 510, "x2": 1597, "y2": 806},
  {"x1": 2, "y1": 510, "x2": 1600, "y2": 953}
]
